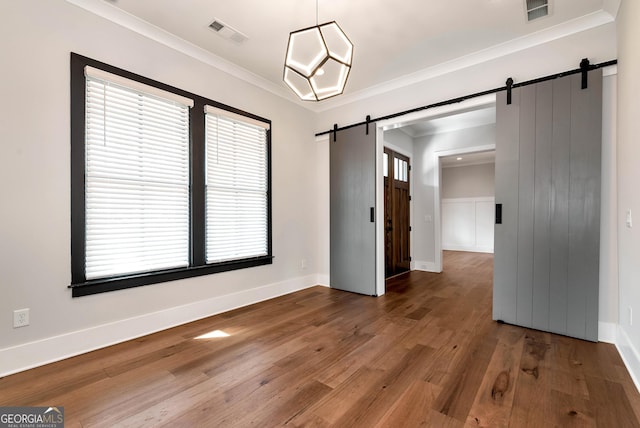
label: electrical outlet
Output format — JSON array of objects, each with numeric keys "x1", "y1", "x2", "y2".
[
  {"x1": 626, "y1": 210, "x2": 633, "y2": 228},
  {"x1": 301, "y1": 259, "x2": 306, "y2": 270},
  {"x1": 13, "y1": 308, "x2": 29, "y2": 328}
]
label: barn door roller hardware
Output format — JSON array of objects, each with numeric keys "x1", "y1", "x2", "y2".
[
  {"x1": 316, "y1": 59, "x2": 616, "y2": 137},
  {"x1": 504, "y1": 58, "x2": 595, "y2": 105},
  {"x1": 365, "y1": 115, "x2": 371, "y2": 135},
  {"x1": 506, "y1": 78, "x2": 514, "y2": 105},
  {"x1": 580, "y1": 58, "x2": 590, "y2": 89}
]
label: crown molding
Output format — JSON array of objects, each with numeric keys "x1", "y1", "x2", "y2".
[
  {"x1": 66, "y1": 1, "x2": 614, "y2": 114},
  {"x1": 65, "y1": 0, "x2": 307, "y2": 108},
  {"x1": 603, "y1": 0, "x2": 622, "y2": 19},
  {"x1": 314, "y1": 10, "x2": 615, "y2": 112},
  {"x1": 442, "y1": 159, "x2": 495, "y2": 169}
]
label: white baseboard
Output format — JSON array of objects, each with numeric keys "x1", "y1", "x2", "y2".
[
  {"x1": 442, "y1": 245, "x2": 494, "y2": 254},
  {"x1": 412, "y1": 260, "x2": 440, "y2": 273},
  {"x1": 598, "y1": 321, "x2": 616, "y2": 343},
  {"x1": 5, "y1": 273, "x2": 637, "y2": 398},
  {"x1": 317, "y1": 274, "x2": 330, "y2": 287},
  {"x1": 615, "y1": 325, "x2": 640, "y2": 394},
  {"x1": 0, "y1": 274, "x2": 319, "y2": 378}
]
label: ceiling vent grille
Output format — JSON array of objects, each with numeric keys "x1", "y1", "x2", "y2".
[
  {"x1": 208, "y1": 19, "x2": 248, "y2": 44},
  {"x1": 526, "y1": 0, "x2": 549, "y2": 21}
]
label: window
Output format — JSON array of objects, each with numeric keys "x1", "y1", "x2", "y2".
[
  {"x1": 383, "y1": 152, "x2": 389, "y2": 177},
  {"x1": 84, "y1": 67, "x2": 191, "y2": 280},
  {"x1": 205, "y1": 107, "x2": 269, "y2": 263},
  {"x1": 392, "y1": 157, "x2": 408, "y2": 183},
  {"x1": 70, "y1": 53, "x2": 272, "y2": 297}
]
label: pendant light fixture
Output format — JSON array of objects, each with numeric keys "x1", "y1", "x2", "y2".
[{"x1": 283, "y1": 0, "x2": 353, "y2": 101}]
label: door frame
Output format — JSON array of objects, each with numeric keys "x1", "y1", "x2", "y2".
[
  {"x1": 320, "y1": 94, "x2": 497, "y2": 297},
  {"x1": 433, "y1": 145, "x2": 495, "y2": 272},
  {"x1": 377, "y1": 94, "x2": 497, "y2": 286}
]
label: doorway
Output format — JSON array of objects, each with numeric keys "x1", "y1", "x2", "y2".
[
  {"x1": 374, "y1": 94, "x2": 497, "y2": 294},
  {"x1": 319, "y1": 94, "x2": 498, "y2": 296},
  {"x1": 384, "y1": 147, "x2": 411, "y2": 278},
  {"x1": 439, "y1": 151, "x2": 496, "y2": 255}
]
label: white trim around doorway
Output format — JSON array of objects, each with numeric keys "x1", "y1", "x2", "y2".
[
  {"x1": 433, "y1": 144, "x2": 495, "y2": 272},
  {"x1": 377, "y1": 93, "x2": 497, "y2": 276}
]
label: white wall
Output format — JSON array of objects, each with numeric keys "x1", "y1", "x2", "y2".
[
  {"x1": 600, "y1": 74, "x2": 619, "y2": 342},
  {"x1": 441, "y1": 164, "x2": 495, "y2": 253},
  {"x1": 383, "y1": 129, "x2": 414, "y2": 156},
  {"x1": 0, "y1": 0, "x2": 319, "y2": 375},
  {"x1": 615, "y1": 0, "x2": 640, "y2": 389},
  {"x1": 442, "y1": 197, "x2": 495, "y2": 253},
  {"x1": 442, "y1": 163, "x2": 495, "y2": 199}
]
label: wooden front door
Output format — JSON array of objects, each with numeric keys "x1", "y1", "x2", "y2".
[{"x1": 384, "y1": 148, "x2": 411, "y2": 277}]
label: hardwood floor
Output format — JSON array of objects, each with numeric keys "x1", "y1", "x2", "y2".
[{"x1": 2, "y1": 251, "x2": 639, "y2": 427}]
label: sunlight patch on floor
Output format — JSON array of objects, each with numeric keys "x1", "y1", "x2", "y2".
[{"x1": 195, "y1": 329, "x2": 230, "y2": 339}]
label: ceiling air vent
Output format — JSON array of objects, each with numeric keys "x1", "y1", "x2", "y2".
[
  {"x1": 208, "y1": 19, "x2": 248, "y2": 44},
  {"x1": 526, "y1": 0, "x2": 549, "y2": 21}
]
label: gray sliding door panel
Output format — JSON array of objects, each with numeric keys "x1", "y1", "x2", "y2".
[
  {"x1": 549, "y1": 77, "x2": 572, "y2": 335},
  {"x1": 567, "y1": 71, "x2": 602, "y2": 341},
  {"x1": 330, "y1": 123, "x2": 377, "y2": 296},
  {"x1": 493, "y1": 89, "x2": 520, "y2": 325},
  {"x1": 532, "y1": 81, "x2": 553, "y2": 332},
  {"x1": 516, "y1": 84, "x2": 536, "y2": 328},
  {"x1": 494, "y1": 71, "x2": 602, "y2": 342}
]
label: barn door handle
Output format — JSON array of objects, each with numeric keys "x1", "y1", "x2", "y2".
[
  {"x1": 495, "y1": 203, "x2": 503, "y2": 224},
  {"x1": 370, "y1": 207, "x2": 375, "y2": 222}
]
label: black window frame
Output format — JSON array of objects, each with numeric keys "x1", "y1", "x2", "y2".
[{"x1": 70, "y1": 53, "x2": 272, "y2": 297}]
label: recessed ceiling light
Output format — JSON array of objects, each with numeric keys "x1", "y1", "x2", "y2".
[{"x1": 457, "y1": 157, "x2": 463, "y2": 161}]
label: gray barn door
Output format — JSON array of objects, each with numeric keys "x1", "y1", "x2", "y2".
[
  {"x1": 330, "y1": 123, "x2": 377, "y2": 296},
  {"x1": 494, "y1": 70, "x2": 602, "y2": 341}
]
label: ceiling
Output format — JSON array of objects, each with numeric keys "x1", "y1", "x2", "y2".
[
  {"x1": 73, "y1": 0, "x2": 618, "y2": 109},
  {"x1": 400, "y1": 107, "x2": 496, "y2": 137},
  {"x1": 441, "y1": 150, "x2": 496, "y2": 168}
]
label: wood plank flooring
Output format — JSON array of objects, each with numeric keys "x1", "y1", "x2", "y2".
[{"x1": 1, "y1": 251, "x2": 639, "y2": 427}]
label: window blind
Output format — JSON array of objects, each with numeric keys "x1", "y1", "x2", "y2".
[
  {"x1": 205, "y1": 106, "x2": 269, "y2": 263},
  {"x1": 84, "y1": 70, "x2": 191, "y2": 279}
]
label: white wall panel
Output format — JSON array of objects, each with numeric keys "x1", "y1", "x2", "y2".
[
  {"x1": 442, "y1": 197, "x2": 495, "y2": 253},
  {"x1": 476, "y1": 200, "x2": 495, "y2": 250}
]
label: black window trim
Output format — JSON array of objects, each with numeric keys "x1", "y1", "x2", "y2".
[{"x1": 70, "y1": 52, "x2": 273, "y2": 297}]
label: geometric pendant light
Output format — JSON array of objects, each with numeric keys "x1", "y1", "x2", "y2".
[{"x1": 283, "y1": 19, "x2": 353, "y2": 101}]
